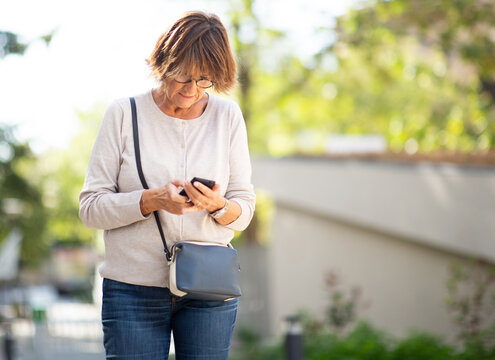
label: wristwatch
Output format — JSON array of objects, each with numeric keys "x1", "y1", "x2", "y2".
[{"x1": 209, "y1": 199, "x2": 229, "y2": 219}]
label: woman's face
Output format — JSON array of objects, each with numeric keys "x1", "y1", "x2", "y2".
[{"x1": 162, "y1": 72, "x2": 212, "y2": 109}]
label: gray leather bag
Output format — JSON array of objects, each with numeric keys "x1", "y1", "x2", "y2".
[{"x1": 169, "y1": 242, "x2": 241, "y2": 300}]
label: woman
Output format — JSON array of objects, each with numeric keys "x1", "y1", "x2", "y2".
[{"x1": 79, "y1": 11, "x2": 255, "y2": 359}]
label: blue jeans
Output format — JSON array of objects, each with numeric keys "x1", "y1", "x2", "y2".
[{"x1": 101, "y1": 278, "x2": 238, "y2": 359}]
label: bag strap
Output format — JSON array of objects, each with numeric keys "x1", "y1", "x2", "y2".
[{"x1": 130, "y1": 97, "x2": 172, "y2": 261}]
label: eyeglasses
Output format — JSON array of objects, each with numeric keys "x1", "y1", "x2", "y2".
[{"x1": 174, "y1": 74, "x2": 214, "y2": 89}]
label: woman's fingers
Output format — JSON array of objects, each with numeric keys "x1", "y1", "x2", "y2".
[
  {"x1": 183, "y1": 181, "x2": 204, "y2": 203},
  {"x1": 190, "y1": 181, "x2": 220, "y2": 197},
  {"x1": 170, "y1": 180, "x2": 222, "y2": 214},
  {"x1": 163, "y1": 182, "x2": 188, "y2": 203},
  {"x1": 170, "y1": 179, "x2": 185, "y2": 188},
  {"x1": 187, "y1": 182, "x2": 224, "y2": 212},
  {"x1": 210, "y1": 183, "x2": 221, "y2": 192},
  {"x1": 193, "y1": 181, "x2": 213, "y2": 194}
]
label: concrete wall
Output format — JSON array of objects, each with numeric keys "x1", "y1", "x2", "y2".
[
  {"x1": 236, "y1": 244, "x2": 270, "y2": 335},
  {"x1": 245, "y1": 157, "x2": 495, "y2": 339}
]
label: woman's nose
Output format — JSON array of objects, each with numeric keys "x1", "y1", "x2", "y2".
[{"x1": 182, "y1": 81, "x2": 198, "y2": 92}]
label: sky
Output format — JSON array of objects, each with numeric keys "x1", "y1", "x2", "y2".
[{"x1": 0, "y1": 0, "x2": 358, "y2": 153}]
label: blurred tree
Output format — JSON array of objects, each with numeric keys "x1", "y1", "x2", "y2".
[
  {"x1": 229, "y1": 0, "x2": 257, "y2": 124},
  {"x1": 446, "y1": 259, "x2": 495, "y2": 345},
  {"x1": 227, "y1": 0, "x2": 286, "y2": 244},
  {"x1": 230, "y1": 0, "x2": 495, "y2": 155},
  {"x1": 0, "y1": 29, "x2": 55, "y2": 58},
  {"x1": 228, "y1": 0, "x2": 260, "y2": 245},
  {"x1": 227, "y1": 0, "x2": 321, "y2": 156},
  {"x1": 315, "y1": 0, "x2": 495, "y2": 153},
  {"x1": 337, "y1": 0, "x2": 495, "y2": 103},
  {"x1": 0, "y1": 127, "x2": 48, "y2": 268},
  {"x1": 36, "y1": 105, "x2": 104, "y2": 247},
  {"x1": 0, "y1": 30, "x2": 54, "y2": 268},
  {"x1": 0, "y1": 31, "x2": 28, "y2": 58}
]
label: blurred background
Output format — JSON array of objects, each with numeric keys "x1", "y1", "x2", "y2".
[{"x1": 1, "y1": 0, "x2": 494, "y2": 359}]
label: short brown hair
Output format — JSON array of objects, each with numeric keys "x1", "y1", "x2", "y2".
[{"x1": 146, "y1": 11, "x2": 237, "y2": 93}]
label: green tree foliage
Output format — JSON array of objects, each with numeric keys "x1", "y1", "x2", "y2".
[
  {"x1": 226, "y1": 0, "x2": 301, "y2": 156},
  {"x1": 339, "y1": 0, "x2": 495, "y2": 100},
  {"x1": 0, "y1": 127, "x2": 48, "y2": 268},
  {"x1": 0, "y1": 31, "x2": 28, "y2": 58},
  {"x1": 228, "y1": 0, "x2": 258, "y2": 124},
  {"x1": 319, "y1": 0, "x2": 495, "y2": 153},
  {"x1": 237, "y1": 0, "x2": 495, "y2": 155},
  {"x1": 36, "y1": 105, "x2": 104, "y2": 247},
  {"x1": 227, "y1": 0, "x2": 285, "y2": 244},
  {"x1": 0, "y1": 30, "x2": 53, "y2": 268},
  {"x1": 0, "y1": 29, "x2": 54, "y2": 58}
]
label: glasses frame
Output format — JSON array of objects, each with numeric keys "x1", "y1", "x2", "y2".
[{"x1": 174, "y1": 77, "x2": 215, "y2": 89}]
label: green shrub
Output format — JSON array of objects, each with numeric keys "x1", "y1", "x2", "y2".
[
  {"x1": 230, "y1": 327, "x2": 284, "y2": 360},
  {"x1": 390, "y1": 332, "x2": 453, "y2": 360},
  {"x1": 455, "y1": 334, "x2": 495, "y2": 360},
  {"x1": 304, "y1": 322, "x2": 391, "y2": 360},
  {"x1": 230, "y1": 321, "x2": 495, "y2": 360},
  {"x1": 230, "y1": 260, "x2": 495, "y2": 359}
]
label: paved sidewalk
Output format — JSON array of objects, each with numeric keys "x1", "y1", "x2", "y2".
[
  {"x1": 6, "y1": 302, "x2": 105, "y2": 360},
  {"x1": 15, "y1": 329, "x2": 104, "y2": 360},
  {"x1": 5, "y1": 301, "x2": 177, "y2": 360}
]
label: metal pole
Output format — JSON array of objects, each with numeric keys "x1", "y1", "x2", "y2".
[
  {"x1": 3, "y1": 322, "x2": 15, "y2": 360},
  {"x1": 284, "y1": 315, "x2": 303, "y2": 360}
]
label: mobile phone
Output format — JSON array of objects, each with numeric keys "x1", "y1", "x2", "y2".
[{"x1": 179, "y1": 177, "x2": 216, "y2": 197}]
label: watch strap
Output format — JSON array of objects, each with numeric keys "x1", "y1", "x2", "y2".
[{"x1": 210, "y1": 199, "x2": 229, "y2": 219}]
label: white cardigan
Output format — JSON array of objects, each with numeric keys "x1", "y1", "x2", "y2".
[{"x1": 79, "y1": 90, "x2": 255, "y2": 288}]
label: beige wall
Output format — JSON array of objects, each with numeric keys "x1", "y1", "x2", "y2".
[
  {"x1": 267, "y1": 204, "x2": 468, "y2": 339},
  {"x1": 253, "y1": 158, "x2": 495, "y2": 262},
  {"x1": 247, "y1": 157, "x2": 495, "y2": 339}
]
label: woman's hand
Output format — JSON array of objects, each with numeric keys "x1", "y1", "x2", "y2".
[
  {"x1": 140, "y1": 179, "x2": 202, "y2": 216},
  {"x1": 182, "y1": 181, "x2": 226, "y2": 214}
]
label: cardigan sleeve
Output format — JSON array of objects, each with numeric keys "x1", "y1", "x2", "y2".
[
  {"x1": 79, "y1": 100, "x2": 150, "y2": 230},
  {"x1": 223, "y1": 104, "x2": 256, "y2": 231}
]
